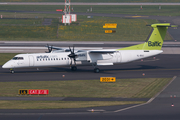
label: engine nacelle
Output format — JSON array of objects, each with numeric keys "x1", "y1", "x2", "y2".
[{"x1": 75, "y1": 52, "x2": 87, "y2": 61}]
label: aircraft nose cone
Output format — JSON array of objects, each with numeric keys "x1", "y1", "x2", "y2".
[
  {"x1": 2, "y1": 63, "x2": 8, "y2": 68},
  {"x1": 2, "y1": 62, "x2": 12, "y2": 69}
]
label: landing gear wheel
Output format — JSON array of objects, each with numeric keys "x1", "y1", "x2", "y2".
[
  {"x1": 94, "y1": 68, "x2": 100, "y2": 73},
  {"x1": 10, "y1": 69, "x2": 14, "y2": 74},
  {"x1": 71, "y1": 66, "x2": 77, "y2": 71}
]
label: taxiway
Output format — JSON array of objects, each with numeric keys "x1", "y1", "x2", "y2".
[{"x1": 0, "y1": 3, "x2": 180, "y2": 120}]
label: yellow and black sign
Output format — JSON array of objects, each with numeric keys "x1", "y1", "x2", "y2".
[
  {"x1": 105, "y1": 30, "x2": 116, "y2": 33},
  {"x1": 103, "y1": 23, "x2": 117, "y2": 28},
  {"x1": 105, "y1": 30, "x2": 112, "y2": 33},
  {"x1": 105, "y1": 23, "x2": 117, "y2": 26},
  {"x1": 100, "y1": 77, "x2": 116, "y2": 83},
  {"x1": 19, "y1": 89, "x2": 28, "y2": 95}
]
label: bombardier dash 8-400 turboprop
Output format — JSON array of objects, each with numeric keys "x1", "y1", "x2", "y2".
[{"x1": 2, "y1": 23, "x2": 176, "y2": 73}]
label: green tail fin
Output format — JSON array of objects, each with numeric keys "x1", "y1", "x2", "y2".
[
  {"x1": 142, "y1": 23, "x2": 170, "y2": 50},
  {"x1": 118, "y1": 23, "x2": 177, "y2": 50}
]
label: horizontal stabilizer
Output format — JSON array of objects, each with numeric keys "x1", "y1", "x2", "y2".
[{"x1": 146, "y1": 23, "x2": 178, "y2": 28}]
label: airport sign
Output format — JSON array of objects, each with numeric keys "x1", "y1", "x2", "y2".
[
  {"x1": 105, "y1": 30, "x2": 116, "y2": 33},
  {"x1": 100, "y1": 77, "x2": 116, "y2": 82},
  {"x1": 19, "y1": 89, "x2": 28, "y2": 95},
  {"x1": 29, "y1": 89, "x2": 49, "y2": 95},
  {"x1": 18, "y1": 89, "x2": 49, "y2": 95}
]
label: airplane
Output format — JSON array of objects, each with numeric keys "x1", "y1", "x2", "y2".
[{"x1": 2, "y1": 23, "x2": 176, "y2": 73}]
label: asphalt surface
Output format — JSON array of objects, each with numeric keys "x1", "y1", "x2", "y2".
[
  {"x1": 1, "y1": 9, "x2": 180, "y2": 25},
  {"x1": 1, "y1": 2, "x2": 180, "y2": 5},
  {"x1": 1, "y1": 3, "x2": 180, "y2": 120},
  {"x1": 1, "y1": 10, "x2": 179, "y2": 24},
  {"x1": 0, "y1": 77, "x2": 180, "y2": 120},
  {"x1": 0, "y1": 96, "x2": 149, "y2": 101},
  {"x1": 1, "y1": 41, "x2": 180, "y2": 47},
  {"x1": 1, "y1": 41, "x2": 180, "y2": 54}
]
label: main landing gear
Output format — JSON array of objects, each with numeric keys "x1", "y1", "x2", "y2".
[
  {"x1": 94, "y1": 68, "x2": 100, "y2": 73},
  {"x1": 71, "y1": 66, "x2": 77, "y2": 71},
  {"x1": 92, "y1": 62, "x2": 100, "y2": 73},
  {"x1": 70, "y1": 66, "x2": 100, "y2": 73}
]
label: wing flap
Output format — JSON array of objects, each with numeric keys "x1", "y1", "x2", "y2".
[{"x1": 97, "y1": 63, "x2": 113, "y2": 66}]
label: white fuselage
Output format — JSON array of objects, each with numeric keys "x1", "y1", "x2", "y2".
[{"x1": 2, "y1": 49, "x2": 163, "y2": 69}]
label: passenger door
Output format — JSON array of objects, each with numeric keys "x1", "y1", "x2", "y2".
[{"x1": 28, "y1": 56, "x2": 34, "y2": 66}]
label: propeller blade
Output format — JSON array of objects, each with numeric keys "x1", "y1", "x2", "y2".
[
  {"x1": 69, "y1": 46, "x2": 72, "y2": 53},
  {"x1": 73, "y1": 46, "x2": 74, "y2": 53},
  {"x1": 68, "y1": 46, "x2": 77, "y2": 66},
  {"x1": 46, "y1": 44, "x2": 53, "y2": 53},
  {"x1": 73, "y1": 58, "x2": 76, "y2": 66},
  {"x1": 70, "y1": 58, "x2": 72, "y2": 66}
]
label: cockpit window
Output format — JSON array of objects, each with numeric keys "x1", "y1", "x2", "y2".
[
  {"x1": 18, "y1": 57, "x2": 24, "y2": 60},
  {"x1": 12, "y1": 57, "x2": 24, "y2": 60},
  {"x1": 12, "y1": 57, "x2": 18, "y2": 60}
]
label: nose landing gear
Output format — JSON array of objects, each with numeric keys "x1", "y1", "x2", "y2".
[{"x1": 10, "y1": 69, "x2": 14, "y2": 74}]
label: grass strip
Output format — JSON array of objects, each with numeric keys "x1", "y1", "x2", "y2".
[
  {"x1": 0, "y1": 78, "x2": 171, "y2": 98},
  {"x1": 0, "y1": 5, "x2": 180, "y2": 16},
  {"x1": 0, "y1": 16, "x2": 172, "y2": 41},
  {"x1": 0, "y1": 53, "x2": 17, "y2": 65},
  {"x1": 133, "y1": 78, "x2": 171, "y2": 98},
  {"x1": 0, "y1": 0, "x2": 179, "y2": 3},
  {"x1": 0, "y1": 100, "x2": 145, "y2": 109}
]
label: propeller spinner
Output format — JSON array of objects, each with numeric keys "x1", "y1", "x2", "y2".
[{"x1": 68, "y1": 46, "x2": 77, "y2": 66}]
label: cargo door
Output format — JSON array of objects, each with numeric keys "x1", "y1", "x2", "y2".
[{"x1": 116, "y1": 51, "x2": 121, "y2": 63}]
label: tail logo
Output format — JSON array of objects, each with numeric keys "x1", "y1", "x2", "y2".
[{"x1": 148, "y1": 41, "x2": 161, "y2": 47}]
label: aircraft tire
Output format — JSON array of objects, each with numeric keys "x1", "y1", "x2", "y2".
[
  {"x1": 94, "y1": 68, "x2": 100, "y2": 73},
  {"x1": 71, "y1": 66, "x2": 77, "y2": 71},
  {"x1": 11, "y1": 70, "x2": 14, "y2": 74}
]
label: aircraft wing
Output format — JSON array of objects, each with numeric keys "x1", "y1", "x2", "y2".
[
  {"x1": 88, "y1": 50, "x2": 116, "y2": 54},
  {"x1": 84, "y1": 50, "x2": 116, "y2": 63}
]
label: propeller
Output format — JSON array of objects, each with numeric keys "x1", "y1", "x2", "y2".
[
  {"x1": 46, "y1": 44, "x2": 53, "y2": 53},
  {"x1": 68, "y1": 46, "x2": 77, "y2": 66}
]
